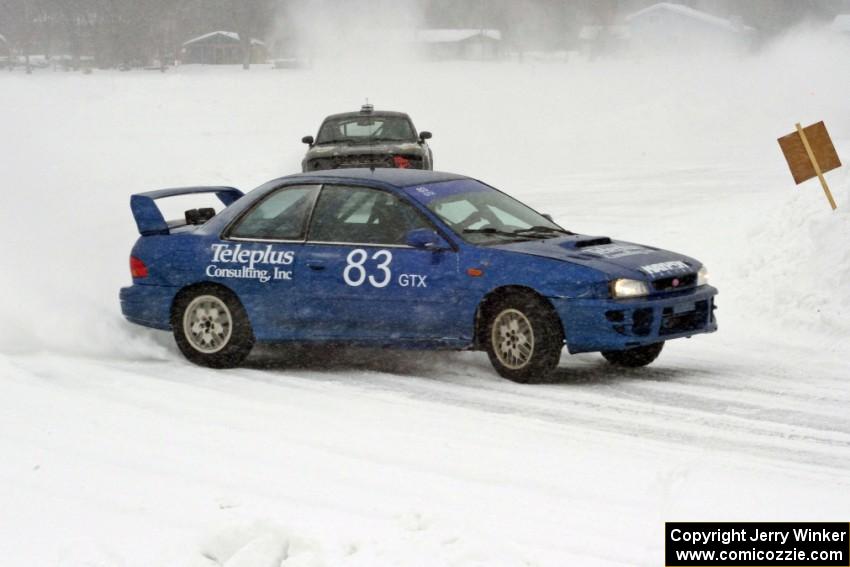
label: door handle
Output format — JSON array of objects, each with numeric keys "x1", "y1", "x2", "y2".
[{"x1": 306, "y1": 260, "x2": 326, "y2": 271}]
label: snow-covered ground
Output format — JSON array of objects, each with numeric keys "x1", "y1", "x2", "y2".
[{"x1": 1, "y1": 29, "x2": 849, "y2": 566}]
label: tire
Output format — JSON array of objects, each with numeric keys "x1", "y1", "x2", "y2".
[
  {"x1": 483, "y1": 292, "x2": 564, "y2": 383},
  {"x1": 171, "y1": 285, "x2": 254, "y2": 368},
  {"x1": 601, "y1": 342, "x2": 664, "y2": 368}
]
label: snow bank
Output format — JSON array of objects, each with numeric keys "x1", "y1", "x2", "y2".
[{"x1": 736, "y1": 163, "x2": 850, "y2": 341}]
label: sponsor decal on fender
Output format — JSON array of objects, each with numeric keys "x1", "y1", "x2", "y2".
[{"x1": 206, "y1": 244, "x2": 295, "y2": 283}]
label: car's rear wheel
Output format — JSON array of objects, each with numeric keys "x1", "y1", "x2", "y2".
[
  {"x1": 601, "y1": 342, "x2": 664, "y2": 368},
  {"x1": 484, "y1": 293, "x2": 563, "y2": 383},
  {"x1": 172, "y1": 285, "x2": 254, "y2": 368}
]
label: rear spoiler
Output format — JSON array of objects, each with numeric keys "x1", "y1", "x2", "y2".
[{"x1": 130, "y1": 186, "x2": 244, "y2": 236}]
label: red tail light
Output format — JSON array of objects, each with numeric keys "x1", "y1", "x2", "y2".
[
  {"x1": 393, "y1": 155, "x2": 410, "y2": 169},
  {"x1": 130, "y1": 256, "x2": 149, "y2": 278}
]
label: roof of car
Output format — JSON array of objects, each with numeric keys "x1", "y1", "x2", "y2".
[
  {"x1": 280, "y1": 168, "x2": 467, "y2": 188},
  {"x1": 322, "y1": 110, "x2": 412, "y2": 121}
]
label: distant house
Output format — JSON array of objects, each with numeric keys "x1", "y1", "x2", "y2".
[
  {"x1": 416, "y1": 29, "x2": 502, "y2": 60},
  {"x1": 182, "y1": 31, "x2": 267, "y2": 65},
  {"x1": 578, "y1": 25, "x2": 630, "y2": 56},
  {"x1": 829, "y1": 15, "x2": 850, "y2": 36},
  {"x1": 624, "y1": 2, "x2": 754, "y2": 52}
]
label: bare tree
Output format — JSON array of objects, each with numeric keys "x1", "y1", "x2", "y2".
[{"x1": 230, "y1": 0, "x2": 273, "y2": 69}]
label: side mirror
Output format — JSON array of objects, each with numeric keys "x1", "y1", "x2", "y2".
[
  {"x1": 405, "y1": 228, "x2": 447, "y2": 250},
  {"x1": 301, "y1": 135, "x2": 314, "y2": 145},
  {"x1": 418, "y1": 131, "x2": 432, "y2": 141},
  {"x1": 542, "y1": 213, "x2": 553, "y2": 222}
]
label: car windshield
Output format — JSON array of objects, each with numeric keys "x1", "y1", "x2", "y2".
[
  {"x1": 425, "y1": 187, "x2": 570, "y2": 245},
  {"x1": 316, "y1": 115, "x2": 416, "y2": 144}
]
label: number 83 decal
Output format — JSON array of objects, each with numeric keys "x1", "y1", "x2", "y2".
[{"x1": 343, "y1": 249, "x2": 393, "y2": 288}]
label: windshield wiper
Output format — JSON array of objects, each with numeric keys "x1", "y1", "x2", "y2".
[
  {"x1": 463, "y1": 227, "x2": 528, "y2": 238},
  {"x1": 512, "y1": 226, "x2": 574, "y2": 237}
]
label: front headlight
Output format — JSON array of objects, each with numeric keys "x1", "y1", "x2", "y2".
[
  {"x1": 697, "y1": 266, "x2": 709, "y2": 286},
  {"x1": 611, "y1": 278, "x2": 650, "y2": 298}
]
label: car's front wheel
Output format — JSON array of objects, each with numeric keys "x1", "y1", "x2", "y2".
[
  {"x1": 172, "y1": 285, "x2": 254, "y2": 368},
  {"x1": 601, "y1": 342, "x2": 664, "y2": 367},
  {"x1": 484, "y1": 293, "x2": 563, "y2": 383}
]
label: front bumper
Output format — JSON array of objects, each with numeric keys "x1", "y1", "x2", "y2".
[
  {"x1": 552, "y1": 285, "x2": 718, "y2": 354},
  {"x1": 119, "y1": 284, "x2": 179, "y2": 331}
]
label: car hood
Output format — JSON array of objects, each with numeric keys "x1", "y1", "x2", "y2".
[
  {"x1": 490, "y1": 235, "x2": 702, "y2": 280},
  {"x1": 305, "y1": 142, "x2": 424, "y2": 159}
]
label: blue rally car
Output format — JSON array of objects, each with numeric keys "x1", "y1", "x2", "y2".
[{"x1": 121, "y1": 169, "x2": 717, "y2": 382}]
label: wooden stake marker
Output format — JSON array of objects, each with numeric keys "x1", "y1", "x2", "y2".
[{"x1": 778, "y1": 121, "x2": 841, "y2": 211}]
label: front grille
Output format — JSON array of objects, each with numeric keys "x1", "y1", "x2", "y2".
[
  {"x1": 336, "y1": 154, "x2": 395, "y2": 168},
  {"x1": 659, "y1": 300, "x2": 709, "y2": 336},
  {"x1": 653, "y1": 273, "x2": 697, "y2": 292},
  {"x1": 308, "y1": 155, "x2": 424, "y2": 171}
]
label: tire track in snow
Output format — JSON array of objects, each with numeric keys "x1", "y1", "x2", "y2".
[{"x1": 239, "y1": 343, "x2": 850, "y2": 475}]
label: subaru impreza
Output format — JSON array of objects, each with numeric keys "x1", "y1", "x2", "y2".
[{"x1": 121, "y1": 169, "x2": 718, "y2": 382}]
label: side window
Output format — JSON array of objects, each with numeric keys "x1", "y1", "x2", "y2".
[
  {"x1": 308, "y1": 186, "x2": 430, "y2": 245},
  {"x1": 229, "y1": 185, "x2": 319, "y2": 240}
]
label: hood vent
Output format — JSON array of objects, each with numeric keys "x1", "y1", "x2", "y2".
[{"x1": 574, "y1": 237, "x2": 612, "y2": 248}]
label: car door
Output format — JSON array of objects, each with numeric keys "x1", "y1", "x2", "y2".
[
  {"x1": 301, "y1": 184, "x2": 461, "y2": 341},
  {"x1": 219, "y1": 183, "x2": 320, "y2": 340}
]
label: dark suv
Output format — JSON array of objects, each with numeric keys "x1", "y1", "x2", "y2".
[{"x1": 301, "y1": 105, "x2": 433, "y2": 172}]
